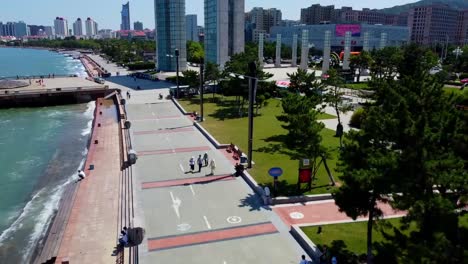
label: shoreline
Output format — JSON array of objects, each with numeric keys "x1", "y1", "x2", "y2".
[{"x1": 31, "y1": 100, "x2": 100, "y2": 264}]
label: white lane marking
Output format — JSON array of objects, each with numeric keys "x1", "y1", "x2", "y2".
[
  {"x1": 170, "y1": 191, "x2": 181, "y2": 219},
  {"x1": 226, "y1": 216, "x2": 242, "y2": 224},
  {"x1": 289, "y1": 212, "x2": 304, "y2": 219},
  {"x1": 189, "y1": 185, "x2": 196, "y2": 196},
  {"x1": 177, "y1": 223, "x2": 191, "y2": 232},
  {"x1": 203, "y1": 215, "x2": 212, "y2": 229},
  {"x1": 223, "y1": 261, "x2": 227, "y2": 264},
  {"x1": 179, "y1": 163, "x2": 185, "y2": 173}
]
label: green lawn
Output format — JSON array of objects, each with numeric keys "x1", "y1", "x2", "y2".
[
  {"x1": 444, "y1": 87, "x2": 465, "y2": 95},
  {"x1": 302, "y1": 214, "x2": 468, "y2": 257},
  {"x1": 179, "y1": 95, "x2": 340, "y2": 195},
  {"x1": 344, "y1": 82, "x2": 370, "y2": 90}
]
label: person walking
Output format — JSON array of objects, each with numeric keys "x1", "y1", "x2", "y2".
[
  {"x1": 126, "y1": 91, "x2": 131, "y2": 99},
  {"x1": 209, "y1": 159, "x2": 216, "y2": 175},
  {"x1": 197, "y1": 155, "x2": 203, "y2": 172},
  {"x1": 203, "y1": 152, "x2": 209, "y2": 166},
  {"x1": 189, "y1": 157, "x2": 195, "y2": 173},
  {"x1": 299, "y1": 255, "x2": 309, "y2": 264}
]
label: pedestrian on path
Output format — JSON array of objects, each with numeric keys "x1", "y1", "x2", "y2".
[
  {"x1": 197, "y1": 155, "x2": 203, "y2": 172},
  {"x1": 189, "y1": 157, "x2": 195, "y2": 172},
  {"x1": 299, "y1": 255, "x2": 310, "y2": 264},
  {"x1": 209, "y1": 158, "x2": 216, "y2": 175},
  {"x1": 77, "y1": 170, "x2": 86, "y2": 181},
  {"x1": 126, "y1": 91, "x2": 131, "y2": 99},
  {"x1": 203, "y1": 152, "x2": 209, "y2": 166}
]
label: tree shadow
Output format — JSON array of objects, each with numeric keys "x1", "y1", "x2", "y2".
[
  {"x1": 239, "y1": 193, "x2": 270, "y2": 211},
  {"x1": 315, "y1": 240, "x2": 364, "y2": 264}
]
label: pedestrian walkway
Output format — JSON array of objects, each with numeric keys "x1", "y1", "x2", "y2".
[
  {"x1": 273, "y1": 200, "x2": 405, "y2": 227},
  {"x1": 55, "y1": 99, "x2": 121, "y2": 264},
  {"x1": 126, "y1": 90, "x2": 303, "y2": 264}
]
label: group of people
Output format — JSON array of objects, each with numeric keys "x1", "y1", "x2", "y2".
[{"x1": 188, "y1": 153, "x2": 216, "y2": 175}]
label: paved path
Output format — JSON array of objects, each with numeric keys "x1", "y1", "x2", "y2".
[
  {"x1": 88, "y1": 54, "x2": 129, "y2": 76},
  {"x1": 273, "y1": 200, "x2": 405, "y2": 227},
  {"x1": 55, "y1": 99, "x2": 120, "y2": 263},
  {"x1": 125, "y1": 90, "x2": 304, "y2": 264}
]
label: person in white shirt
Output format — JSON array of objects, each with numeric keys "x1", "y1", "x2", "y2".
[
  {"x1": 78, "y1": 170, "x2": 86, "y2": 181},
  {"x1": 299, "y1": 254, "x2": 309, "y2": 264},
  {"x1": 209, "y1": 159, "x2": 216, "y2": 175}
]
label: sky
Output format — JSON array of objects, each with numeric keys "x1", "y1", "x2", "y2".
[{"x1": 1, "y1": 0, "x2": 416, "y2": 29}]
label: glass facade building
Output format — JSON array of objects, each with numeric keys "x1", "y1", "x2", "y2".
[
  {"x1": 204, "y1": 0, "x2": 244, "y2": 68},
  {"x1": 121, "y1": 2, "x2": 131, "y2": 30},
  {"x1": 155, "y1": 0, "x2": 187, "y2": 72},
  {"x1": 269, "y1": 24, "x2": 410, "y2": 51}
]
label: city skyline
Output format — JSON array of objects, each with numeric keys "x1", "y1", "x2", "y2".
[{"x1": 1, "y1": 0, "x2": 417, "y2": 29}]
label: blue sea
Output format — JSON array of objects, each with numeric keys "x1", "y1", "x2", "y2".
[
  {"x1": 0, "y1": 47, "x2": 86, "y2": 78},
  {"x1": 0, "y1": 47, "x2": 92, "y2": 263}
]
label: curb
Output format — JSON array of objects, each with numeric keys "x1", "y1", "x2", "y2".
[
  {"x1": 171, "y1": 97, "x2": 191, "y2": 115},
  {"x1": 290, "y1": 224, "x2": 322, "y2": 262},
  {"x1": 193, "y1": 122, "x2": 229, "y2": 149}
]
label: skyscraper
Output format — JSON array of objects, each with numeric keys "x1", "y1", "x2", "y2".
[
  {"x1": 121, "y1": 2, "x2": 131, "y2": 30},
  {"x1": 86, "y1": 18, "x2": 98, "y2": 36},
  {"x1": 186, "y1": 15, "x2": 198, "y2": 41},
  {"x1": 204, "y1": 0, "x2": 244, "y2": 67},
  {"x1": 14, "y1": 21, "x2": 28, "y2": 38},
  {"x1": 134, "y1": 21, "x2": 144, "y2": 31},
  {"x1": 155, "y1": 0, "x2": 187, "y2": 71},
  {"x1": 54, "y1": 17, "x2": 68, "y2": 36},
  {"x1": 73, "y1": 18, "x2": 83, "y2": 36}
]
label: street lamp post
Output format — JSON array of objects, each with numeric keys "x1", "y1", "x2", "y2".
[
  {"x1": 175, "y1": 49, "x2": 180, "y2": 99},
  {"x1": 200, "y1": 58, "x2": 204, "y2": 122},
  {"x1": 229, "y1": 62, "x2": 257, "y2": 169}
]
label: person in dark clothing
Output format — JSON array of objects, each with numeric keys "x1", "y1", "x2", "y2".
[
  {"x1": 234, "y1": 163, "x2": 244, "y2": 177},
  {"x1": 197, "y1": 155, "x2": 203, "y2": 172}
]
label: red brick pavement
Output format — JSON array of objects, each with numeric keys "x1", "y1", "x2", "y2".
[
  {"x1": 147, "y1": 222, "x2": 278, "y2": 251},
  {"x1": 273, "y1": 200, "x2": 405, "y2": 227},
  {"x1": 141, "y1": 174, "x2": 234, "y2": 189},
  {"x1": 55, "y1": 99, "x2": 121, "y2": 264}
]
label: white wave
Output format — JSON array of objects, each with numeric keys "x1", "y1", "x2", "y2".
[
  {"x1": 81, "y1": 101, "x2": 96, "y2": 136},
  {"x1": 0, "y1": 155, "x2": 87, "y2": 262}
]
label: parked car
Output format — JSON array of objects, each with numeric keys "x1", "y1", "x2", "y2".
[{"x1": 94, "y1": 77, "x2": 105, "y2": 84}]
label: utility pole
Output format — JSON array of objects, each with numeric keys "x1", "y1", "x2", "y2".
[
  {"x1": 175, "y1": 49, "x2": 180, "y2": 99},
  {"x1": 247, "y1": 62, "x2": 257, "y2": 169},
  {"x1": 200, "y1": 58, "x2": 204, "y2": 122}
]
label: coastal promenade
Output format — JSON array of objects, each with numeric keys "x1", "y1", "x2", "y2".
[
  {"x1": 124, "y1": 90, "x2": 304, "y2": 264},
  {"x1": 53, "y1": 98, "x2": 121, "y2": 264}
]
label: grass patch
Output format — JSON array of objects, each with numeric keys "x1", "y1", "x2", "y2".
[
  {"x1": 344, "y1": 82, "x2": 370, "y2": 90},
  {"x1": 444, "y1": 86, "x2": 465, "y2": 95},
  {"x1": 302, "y1": 214, "x2": 468, "y2": 258},
  {"x1": 178, "y1": 95, "x2": 340, "y2": 195}
]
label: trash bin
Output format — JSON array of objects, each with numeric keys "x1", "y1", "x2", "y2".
[{"x1": 240, "y1": 154, "x2": 248, "y2": 164}]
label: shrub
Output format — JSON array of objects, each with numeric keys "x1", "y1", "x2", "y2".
[
  {"x1": 349, "y1": 107, "x2": 366, "y2": 129},
  {"x1": 127, "y1": 62, "x2": 155, "y2": 70}
]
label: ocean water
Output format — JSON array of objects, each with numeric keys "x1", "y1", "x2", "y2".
[
  {"x1": 0, "y1": 47, "x2": 87, "y2": 78},
  {"x1": 0, "y1": 48, "x2": 93, "y2": 263}
]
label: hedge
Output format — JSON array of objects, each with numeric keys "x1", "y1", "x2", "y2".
[{"x1": 349, "y1": 108, "x2": 366, "y2": 129}]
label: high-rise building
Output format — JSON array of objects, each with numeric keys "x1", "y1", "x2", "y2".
[
  {"x1": 408, "y1": 4, "x2": 459, "y2": 45},
  {"x1": 154, "y1": 0, "x2": 187, "y2": 71},
  {"x1": 301, "y1": 4, "x2": 336, "y2": 25},
  {"x1": 73, "y1": 18, "x2": 83, "y2": 36},
  {"x1": 186, "y1": 14, "x2": 198, "y2": 41},
  {"x1": 44, "y1": 26, "x2": 54, "y2": 36},
  {"x1": 1, "y1": 22, "x2": 16, "y2": 36},
  {"x1": 247, "y1": 7, "x2": 282, "y2": 42},
  {"x1": 54, "y1": 17, "x2": 68, "y2": 36},
  {"x1": 457, "y1": 10, "x2": 468, "y2": 45},
  {"x1": 121, "y1": 2, "x2": 131, "y2": 30},
  {"x1": 204, "y1": 0, "x2": 245, "y2": 67},
  {"x1": 85, "y1": 18, "x2": 98, "y2": 36},
  {"x1": 134, "y1": 21, "x2": 144, "y2": 31},
  {"x1": 14, "y1": 21, "x2": 28, "y2": 38}
]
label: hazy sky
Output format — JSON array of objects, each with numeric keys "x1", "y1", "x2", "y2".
[{"x1": 1, "y1": 0, "x2": 415, "y2": 29}]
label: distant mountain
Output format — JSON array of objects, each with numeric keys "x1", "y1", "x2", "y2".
[{"x1": 380, "y1": 0, "x2": 468, "y2": 14}]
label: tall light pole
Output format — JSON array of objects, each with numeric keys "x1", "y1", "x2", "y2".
[
  {"x1": 200, "y1": 58, "x2": 204, "y2": 122},
  {"x1": 229, "y1": 62, "x2": 258, "y2": 168},
  {"x1": 175, "y1": 49, "x2": 180, "y2": 99}
]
